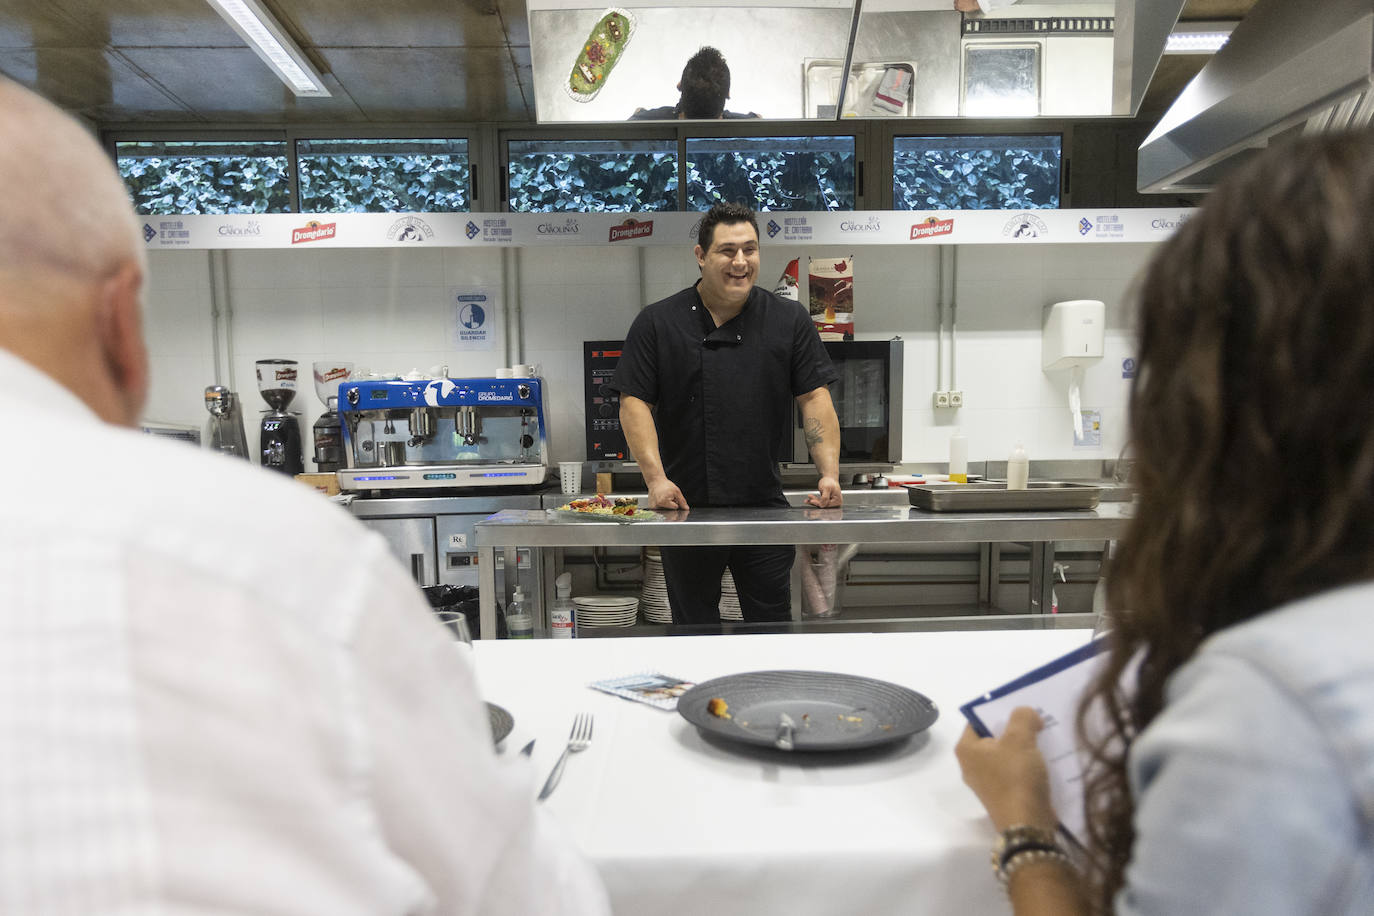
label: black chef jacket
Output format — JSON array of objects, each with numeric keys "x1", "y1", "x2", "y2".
[{"x1": 610, "y1": 282, "x2": 837, "y2": 507}]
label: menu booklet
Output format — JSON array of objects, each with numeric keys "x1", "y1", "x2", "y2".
[
  {"x1": 960, "y1": 637, "x2": 1113, "y2": 846},
  {"x1": 589, "y1": 672, "x2": 695, "y2": 711}
]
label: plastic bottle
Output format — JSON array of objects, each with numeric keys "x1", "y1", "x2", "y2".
[
  {"x1": 551, "y1": 572, "x2": 576, "y2": 639},
  {"x1": 1007, "y1": 442, "x2": 1029, "y2": 490},
  {"x1": 949, "y1": 429, "x2": 968, "y2": 483},
  {"x1": 506, "y1": 586, "x2": 533, "y2": 639}
]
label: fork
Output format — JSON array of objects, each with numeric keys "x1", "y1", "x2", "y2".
[{"x1": 537, "y1": 713, "x2": 593, "y2": 801}]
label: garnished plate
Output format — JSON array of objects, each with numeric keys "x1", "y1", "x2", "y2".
[{"x1": 677, "y1": 670, "x2": 938, "y2": 752}]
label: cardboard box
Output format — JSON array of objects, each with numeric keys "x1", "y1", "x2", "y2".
[{"x1": 295, "y1": 473, "x2": 341, "y2": 497}]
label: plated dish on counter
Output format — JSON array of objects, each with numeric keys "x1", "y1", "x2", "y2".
[{"x1": 554, "y1": 494, "x2": 662, "y2": 522}]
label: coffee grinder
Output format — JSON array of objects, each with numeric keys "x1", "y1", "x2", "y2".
[
  {"x1": 203, "y1": 385, "x2": 249, "y2": 459},
  {"x1": 311, "y1": 361, "x2": 353, "y2": 472},
  {"x1": 255, "y1": 358, "x2": 304, "y2": 476}
]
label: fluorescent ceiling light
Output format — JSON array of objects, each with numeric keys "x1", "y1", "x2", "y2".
[
  {"x1": 205, "y1": 0, "x2": 330, "y2": 96},
  {"x1": 1164, "y1": 22, "x2": 1234, "y2": 55}
]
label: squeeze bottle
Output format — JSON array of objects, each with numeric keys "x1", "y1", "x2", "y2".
[
  {"x1": 1007, "y1": 443, "x2": 1029, "y2": 490},
  {"x1": 949, "y1": 429, "x2": 968, "y2": 483},
  {"x1": 506, "y1": 586, "x2": 533, "y2": 639},
  {"x1": 551, "y1": 573, "x2": 576, "y2": 639}
]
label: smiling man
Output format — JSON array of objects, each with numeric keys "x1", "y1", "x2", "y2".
[{"x1": 611, "y1": 202, "x2": 842, "y2": 625}]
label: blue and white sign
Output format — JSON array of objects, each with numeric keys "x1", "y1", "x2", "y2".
[{"x1": 451, "y1": 287, "x2": 496, "y2": 351}]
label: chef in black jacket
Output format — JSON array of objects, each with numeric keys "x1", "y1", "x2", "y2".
[{"x1": 610, "y1": 202, "x2": 842, "y2": 625}]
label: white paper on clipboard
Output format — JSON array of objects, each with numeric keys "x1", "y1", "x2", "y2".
[{"x1": 960, "y1": 638, "x2": 1112, "y2": 845}]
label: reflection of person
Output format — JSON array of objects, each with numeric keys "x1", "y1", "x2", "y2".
[
  {"x1": 956, "y1": 130, "x2": 1374, "y2": 915},
  {"x1": 0, "y1": 78, "x2": 608, "y2": 914},
  {"x1": 611, "y1": 202, "x2": 842, "y2": 625},
  {"x1": 954, "y1": 0, "x2": 1021, "y2": 11},
  {"x1": 629, "y1": 46, "x2": 760, "y2": 120}
]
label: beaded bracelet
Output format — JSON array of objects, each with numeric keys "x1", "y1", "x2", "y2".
[
  {"x1": 1001, "y1": 846, "x2": 1076, "y2": 887},
  {"x1": 990, "y1": 825, "x2": 1075, "y2": 888}
]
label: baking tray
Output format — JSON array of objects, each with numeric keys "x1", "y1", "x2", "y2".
[{"x1": 905, "y1": 481, "x2": 1101, "y2": 512}]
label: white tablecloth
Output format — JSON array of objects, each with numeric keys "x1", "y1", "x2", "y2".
[{"x1": 472, "y1": 629, "x2": 1091, "y2": 916}]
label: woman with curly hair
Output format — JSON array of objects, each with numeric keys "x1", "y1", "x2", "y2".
[{"x1": 956, "y1": 129, "x2": 1374, "y2": 915}]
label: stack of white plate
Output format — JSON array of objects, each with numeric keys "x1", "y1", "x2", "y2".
[
  {"x1": 641, "y1": 548, "x2": 673, "y2": 623},
  {"x1": 719, "y1": 568, "x2": 743, "y2": 621},
  {"x1": 639, "y1": 548, "x2": 744, "y2": 622},
  {"x1": 573, "y1": 595, "x2": 639, "y2": 628}
]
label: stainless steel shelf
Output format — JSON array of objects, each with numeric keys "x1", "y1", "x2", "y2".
[
  {"x1": 475, "y1": 503, "x2": 1132, "y2": 548},
  {"x1": 473, "y1": 504, "x2": 1131, "y2": 638}
]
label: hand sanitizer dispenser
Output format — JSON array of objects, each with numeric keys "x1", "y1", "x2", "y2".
[{"x1": 1042, "y1": 300, "x2": 1105, "y2": 371}]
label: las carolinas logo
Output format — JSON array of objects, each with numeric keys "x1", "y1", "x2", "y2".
[
  {"x1": 910, "y1": 217, "x2": 954, "y2": 240},
  {"x1": 610, "y1": 218, "x2": 654, "y2": 242},
  {"x1": 538, "y1": 218, "x2": 581, "y2": 235},
  {"x1": 1151, "y1": 214, "x2": 1190, "y2": 231},
  {"x1": 292, "y1": 220, "x2": 337, "y2": 244}
]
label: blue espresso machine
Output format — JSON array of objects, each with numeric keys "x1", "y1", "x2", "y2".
[{"x1": 337, "y1": 376, "x2": 549, "y2": 492}]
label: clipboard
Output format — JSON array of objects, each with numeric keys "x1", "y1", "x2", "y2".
[{"x1": 960, "y1": 636, "x2": 1113, "y2": 845}]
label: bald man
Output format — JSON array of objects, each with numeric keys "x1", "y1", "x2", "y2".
[{"x1": 0, "y1": 79, "x2": 609, "y2": 915}]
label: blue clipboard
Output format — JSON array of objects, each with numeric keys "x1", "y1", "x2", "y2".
[{"x1": 960, "y1": 636, "x2": 1111, "y2": 738}]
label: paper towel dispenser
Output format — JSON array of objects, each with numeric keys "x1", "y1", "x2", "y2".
[{"x1": 1043, "y1": 300, "x2": 1105, "y2": 371}]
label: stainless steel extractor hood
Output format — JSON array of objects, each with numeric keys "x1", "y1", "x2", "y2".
[{"x1": 1138, "y1": 0, "x2": 1374, "y2": 193}]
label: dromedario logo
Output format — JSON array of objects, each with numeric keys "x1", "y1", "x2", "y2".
[
  {"x1": 910, "y1": 217, "x2": 954, "y2": 240},
  {"x1": 291, "y1": 220, "x2": 337, "y2": 244},
  {"x1": 609, "y1": 218, "x2": 654, "y2": 242}
]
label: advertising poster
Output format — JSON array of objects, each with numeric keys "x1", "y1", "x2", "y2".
[{"x1": 451, "y1": 287, "x2": 497, "y2": 351}]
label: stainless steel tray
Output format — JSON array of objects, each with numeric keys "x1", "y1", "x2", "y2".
[{"x1": 905, "y1": 481, "x2": 1101, "y2": 512}]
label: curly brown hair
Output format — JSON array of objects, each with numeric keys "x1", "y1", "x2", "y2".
[{"x1": 1077, "y1": 129, "x2": 1374, "y2": 912}]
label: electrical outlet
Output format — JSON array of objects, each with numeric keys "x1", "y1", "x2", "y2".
[
  {"x1": 949, "y1": 390, "x2": 964, "y2": 407},
  {"x1": 933, "y1": 390, "x2": 950, "y2": 408}
]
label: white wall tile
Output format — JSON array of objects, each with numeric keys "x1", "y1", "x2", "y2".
[
  {"x1": 225, "y1": 249, "x2": 321, "y2": 289},
  {"x1": 144, "y1": 354, "x2": 215, "y2": 427},
  {"x1": 141, "y1": 235, "x2": 1170, "y2": 469},
  {"x1": 316, "y1": 247, "x2": 446, "y2": 288},
  {"x1": 143, "y1": 285, "x2": 214, "y2": 360},
  {"x1": 145, "y1": 250, "x2": 211, "y2": 290}
]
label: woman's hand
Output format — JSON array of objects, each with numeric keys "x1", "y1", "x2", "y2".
[{"x1": 954, "y1": 706, "x2": 1058, "y2": 832}]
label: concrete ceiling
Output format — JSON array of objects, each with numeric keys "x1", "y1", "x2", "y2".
[{"x1": 0, "y1": 0, "x2": 1255, "y2": 127}]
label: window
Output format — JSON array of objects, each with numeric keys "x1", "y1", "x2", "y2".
[
  {"x1": 892, "y1": 134, "x2": 1061, "y2": 210},
  {"x1": 297, "y1": 139, "x2": 470, "y2": 213},
  {"x1": 686, "y1": 136, "x2": 856, "y2": 211},
  {"x1": 116, "y1": 140, "x2": 290, "y2": 215},
  {"x1": 507, "y1": 139, "x2": 678, "y2": 212}
]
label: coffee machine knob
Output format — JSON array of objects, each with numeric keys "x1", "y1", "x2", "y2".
[
  {"x1": 517, "y1": 384, "x2": 531, "y2": 400},
  {"x1": 345, "y1": 386, "x2": 360, "y2": 406}
]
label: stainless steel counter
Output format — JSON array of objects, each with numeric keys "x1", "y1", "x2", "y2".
[
  {"x1": 474, "y1": 503, "x2": 1131, "y2": 638},
  {"x1": 477, "y1": 503, "x2": 1130, "y2": 548}
]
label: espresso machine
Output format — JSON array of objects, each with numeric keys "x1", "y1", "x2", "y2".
[
  {"x1": 255, "y1": 358, "x2": 304, "y2": 476},
  {"x1": 202, "y1": 385, "x2": 249, "y2": 459},
  {"x1": 336, "y1": 375, "x2": 548, "y2": 491}
]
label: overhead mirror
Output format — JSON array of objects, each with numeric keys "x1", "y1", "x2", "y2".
[{"x1": 527, "y1": 0, "x2": 1185, "y2": 122}]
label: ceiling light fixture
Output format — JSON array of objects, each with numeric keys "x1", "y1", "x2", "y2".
[
  {"x1": 1164, "y1": 21, "x2": 1235, "y2": 55},
  {"x1": 204, "y1": 0, "x2": 330, "y2": 96}
]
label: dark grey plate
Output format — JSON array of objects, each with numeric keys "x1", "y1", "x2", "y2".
[
  {"x1": 487, "y1": 702, "x2": 514, "y2": 746},
  {"x1": 677, "y1": 670, "x2": 939, "y2": 752}
]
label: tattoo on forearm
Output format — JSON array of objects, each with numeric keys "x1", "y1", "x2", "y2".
[{"x1": 804, "y1": 417, "x2": 823, "y2": 448}]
